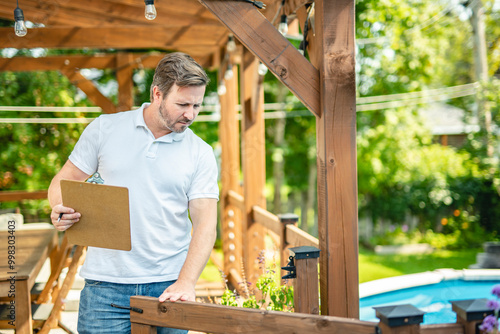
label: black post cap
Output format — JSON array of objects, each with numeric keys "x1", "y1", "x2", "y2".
[
  {"x1": 289, "y1": 246, "x2": 320, "y2": 259},
  {"x1": 451, "y1": 298, "x2": 494, "y2": 321},
  {"x1": 277, "y1": 213, "x2": 299, "y2": 224},
  {"x1": 374, "y1": 304, "x2": 425, "y2": 327}
]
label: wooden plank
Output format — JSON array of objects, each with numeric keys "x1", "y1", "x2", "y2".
[
  {"x1": 294, "y1": 257, "x2": 320, "y2": 315},
  {"x1": 219, "y1": 64, "x2": 243, "y2": 288},
  {"x1": 285, "y1": 224, "x2": 319, "y2": 248},
  {"x1": 0, "y1": 53, "x2": 165, "y2": 73},
  {"x1": 420, "y1": 323, "x2": 464, "y2": 334},
  {"x1": 130, "y1": 296, "x2": 379, "y2": 334},
  {"x1": 199, "y1": 0, "x2": 321, "y2": 117},
  {"x1": 15, "y1": 280, "x2": 32, "y2": 334},
  {"x1": 239, "y1": 49, "x2": 267, "y2": 285},
  {"x1": 38, "y1": 246, "x2": 85, "y2": 334},
  {"x1": 0, "y1": 0, "x2": 221, "y2": 28},
  {"x1": 251, "y1": 206, "x2": 281, "y2": 236},
  {"x1": 227, "y1": 190, "x2": 245, "y2": 212},
  {"x1": 0, "y1": 26, "x2": 224, "y2": 50},
  {"x1": 117, "y1": 53, "x2": 134, "y2": 112},
  {"x1": 314, "y1": 0, "x2": 359, "y2": 317},
  {"x1": 0, "y1": 190, "x2": 47, "y2": 202},
  {"x1": 60, "y1": 68, "x2": 117, "y2": 114},
  {"x1": 131, "y1": 323, "x2": 156, "y2": 334}
]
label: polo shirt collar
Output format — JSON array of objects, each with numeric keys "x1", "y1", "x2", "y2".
[{"x1": 134, "y1": 103, "x2": 187, "y2": 143}]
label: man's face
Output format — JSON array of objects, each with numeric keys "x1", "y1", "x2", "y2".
[{"x1": 157, "y1": 83, "x2": 205, "y2": 133}]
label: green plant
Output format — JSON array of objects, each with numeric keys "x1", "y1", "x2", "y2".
[{"x1": 219, "y1": 255, "x2": 294, "y2": 312}]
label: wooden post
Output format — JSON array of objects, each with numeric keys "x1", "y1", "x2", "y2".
[
  {"x1": 289, "y1": 246, "x2": 320, "y2": 315},
  {"x1": 451, "y1": 299, "x2": 494, "y2": 334},
  {"x1": 117, "y1": 52, "x2": 134, "y2": 112},
  {"x1": 374, "y1": 304, "x2": 425, "y2": 334},
  {"x1": 131, "y1": 323, "x2": 156, "y2": 334},
  {"x1": 240, "y1": 48, "x2": 267, "y2": 285},
  {"x1": 278, "y1": 213, "x2": 299, "y2": 281},
  {"x1": 219, "y1": 63, "x2": 243, "y2": 288},
  {"x1": 313, "y1": 0, "x2": 359, "y2": 317}
]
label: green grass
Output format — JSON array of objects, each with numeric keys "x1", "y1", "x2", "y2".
[
  {"x1": 201, "y1": 247, "x2": 482, "y2": 285},
  {"x1": 359, "y1": 248, "x2": 480, "y2": 283}
]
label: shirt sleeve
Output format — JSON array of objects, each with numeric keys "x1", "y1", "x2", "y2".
[
  {"x1": 187, "y1": 145, "x2": 219, "y2": 201},
  {"x1": 68, "y1": 117, "x2": 101, "y2": 175}
]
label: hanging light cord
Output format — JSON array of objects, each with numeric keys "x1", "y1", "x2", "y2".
[{"x1": 239, "y1": 0, "x2": 266, "y2": 9}]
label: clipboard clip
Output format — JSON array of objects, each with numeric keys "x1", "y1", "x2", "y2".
[{"x1": 85, "y1": 172, "x2": 105, "y2": 184}]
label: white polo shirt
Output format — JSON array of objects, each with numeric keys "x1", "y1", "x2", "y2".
[{"x1": 69, "y1": 103, "x2": 219, "y2": 283}]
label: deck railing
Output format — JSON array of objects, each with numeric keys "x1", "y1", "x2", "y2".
[{"x1": 2, "y1": 190, "x2": 493, "y2": 334}]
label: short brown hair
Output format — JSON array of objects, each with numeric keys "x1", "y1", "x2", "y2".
[{"x1": 150, "y1": 52, "x2": 209, "y2": 102}]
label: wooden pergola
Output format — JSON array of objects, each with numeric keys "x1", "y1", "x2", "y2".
[{"x1": 0, "y1": 0, "x2": 358, "y2": 319}]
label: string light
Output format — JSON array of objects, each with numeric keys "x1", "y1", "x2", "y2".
[
  {"x1": 278, "y1": 14, "x2": 288, "y2": 36},
  {"x1": 14, "y1": 0, "x2": 27, "y2": 37},
  {"x1": 258, "y1": 62, "x2": 268, "y2": 76},
  {"x1": 278, "y1": 0, "x2": 288, "y2": 36},
  {"x1": 226, "y1": 34, "x2": 237, "y2": 53},
  {"x1": 224, "y1": 64, "x2": 234, "y2": 80},
  {"x1": 144, "y1": 0, "x2": 157, "y2": 20},
  {"x1": 217, "y1": 80, "x2": 227, "y2": 96}
]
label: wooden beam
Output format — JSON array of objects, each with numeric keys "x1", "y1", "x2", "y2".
[
  {"x1": 0, "y1": 190, "x2": 47, "y2": 202},
  {"x1": 286, "y1": 224, "x2": 319, "y2": 248},
  {"x1": 314, "y1": 0, "x2": 359, "y2": 318},
  {"x1": 116, "y1": 52, "x2": 134, "y2": 112},
  {"x1": 60, "y1": 68, "x2": 117, "y2": 114},
  {"x1": 240, "y1": 48, "x2": 267, "y2": 285},
  {"x1": 0, "y1": 54, "x2": 165, "y2": 73},
  {"x1": 251, "y1": 206, "x2": 281, "y2": 236},
  {"x1": 0, "y1": 25, "x2": 224, "y2": 50},
  {"x1": 199, "y1": 0, "x2": 321, "y2": 117},
  {"x1": 227, "y1": 190, "x2": 245, "y2": 212},
  {"x1": 130, "y1": 297, "x2": 379, "y2": 334}
]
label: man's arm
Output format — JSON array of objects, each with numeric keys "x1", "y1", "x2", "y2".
[
  {"x1": 159, "y1": 197, "x2": 218, "y2": 302},
  {"x1": 48, "y1": 160, "x2": 90, "y2": 231}
]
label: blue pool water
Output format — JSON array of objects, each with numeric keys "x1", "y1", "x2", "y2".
[{"x1": 360, "y1": 279, "x2": 499, "y2": 324}]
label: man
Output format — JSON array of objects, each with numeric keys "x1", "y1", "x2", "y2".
[{"x1": 48, "y1": 52, "x2": 219, "y2": 334}]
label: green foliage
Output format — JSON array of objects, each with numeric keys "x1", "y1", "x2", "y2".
[
  {"x1": 219, "y1": 265, "x2": 294, "y2": 312},
  {"x1": 0, "y1": 68, "x2": 90, "y2": 218}
]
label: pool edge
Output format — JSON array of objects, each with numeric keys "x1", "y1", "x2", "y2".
[{"x1": 359, "y1": 268, "x2": 500, "y2": 298}]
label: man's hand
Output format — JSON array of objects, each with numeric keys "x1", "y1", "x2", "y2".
[
  {"x1": 51, "y1": 204, "x2": 81, "y2": 231},
  {"x1": 158, "y1": 280, "x2": 196, "y2": 303}
]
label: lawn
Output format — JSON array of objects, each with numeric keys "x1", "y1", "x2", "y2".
[
  {"x1": 359, "y1": 248, "x2": 481, "y2": 283},
  {"x1": 202, "y1": 247, "x2": 481, "y2": 285}
]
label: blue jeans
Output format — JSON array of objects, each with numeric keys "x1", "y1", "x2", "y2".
[{"x1": 78, "y1": 279, "x2": 188, "y2": 334}]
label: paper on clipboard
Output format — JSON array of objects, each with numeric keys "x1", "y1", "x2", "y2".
[{"x1": 60, "y1": 179, "x2": 131, "y2": 251}]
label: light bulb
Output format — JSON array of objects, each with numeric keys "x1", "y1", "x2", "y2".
[
  {"x1": 258, "y1": 62, "x2": 268, "y2": 76},
  {"x1": 278, "y1": 14, "x2": 288, "y2": 36},
  {"x1": 226, "y1": 35, "x2": 237, "y2": 53},
  {"x1": 224, "y1": 65, "x2": 234, "y2": 80},
  {"x1": 217, "y1": 81, "x2": 227, "y2": 96},
  {"x1": 144, "y1": 0, "x2": 156, "y2": 20},
  {"x1": 14, "y1": 6, "x2": 27, "y2": 37}
]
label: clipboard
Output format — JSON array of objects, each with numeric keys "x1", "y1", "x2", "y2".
[{"x1": 60, "y1": 179, "x2": 131, "y2": 251}]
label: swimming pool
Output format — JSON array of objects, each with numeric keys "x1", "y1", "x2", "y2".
[{"x1": 359, "y1": 269, "x2": 500, "y2": 324}]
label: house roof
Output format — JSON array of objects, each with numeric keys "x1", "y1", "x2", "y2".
[{"x1": 420, "y1": 103, "x2": 480, "y2": 135}]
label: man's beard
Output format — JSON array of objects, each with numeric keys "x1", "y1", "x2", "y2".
[{"x1": 158, "y1": 103, "x2": 191, "y2": 133}]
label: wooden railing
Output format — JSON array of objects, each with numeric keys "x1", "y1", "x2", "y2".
[
  {"x1": 129, "y1": 297, "x2": 378, "y2": 334},
  {"x1": 0, "y1": 190, "x2": 48, "y2": 202},
  {"x1": 129, "y1": 297, "x2": 491, "y2": 334}
]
